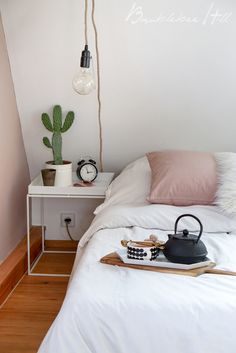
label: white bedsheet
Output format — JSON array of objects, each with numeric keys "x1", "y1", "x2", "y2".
[{"x1": 38, "y1": 205, "x2": 236, "y2": 353}]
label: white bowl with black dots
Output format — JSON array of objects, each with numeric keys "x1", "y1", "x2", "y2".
[{"x1": 127, "y1": 242, "x2": 160, "y2": 261}]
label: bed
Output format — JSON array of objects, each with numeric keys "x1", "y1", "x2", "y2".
[{"x1": 38, "y1": 155, "x2": 236, "y2": 353}]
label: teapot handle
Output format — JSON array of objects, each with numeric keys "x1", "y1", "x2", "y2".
[{"x1": 174, "y1": 214, "x2": 203, "y2": 243}]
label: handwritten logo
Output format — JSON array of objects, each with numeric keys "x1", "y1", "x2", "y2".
[{"x1": 125, "y1": 3, "x2": 232, "y2": 26}]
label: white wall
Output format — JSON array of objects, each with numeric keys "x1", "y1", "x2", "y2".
[
  {"x1": 0, "y1": 0, "x2": 236, "y2": 239},
  {"x1": 0, "y1": 13, "x2": 30, "y2": 261}
]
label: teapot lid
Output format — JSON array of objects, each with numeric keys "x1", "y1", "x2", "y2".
[{"x1": 173, "y1": 229, "x2": 199, "y2": 242}]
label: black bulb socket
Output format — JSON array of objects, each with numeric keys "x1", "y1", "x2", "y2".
[{"x1": 80, "y1": 45, "x2": 91, "y2": 68}]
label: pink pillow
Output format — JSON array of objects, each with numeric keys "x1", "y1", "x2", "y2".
[{"x1": 147, "y1": 151, "x2": 217, "y2": 206}]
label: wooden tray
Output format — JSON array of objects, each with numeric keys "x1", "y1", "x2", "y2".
[{"x1": 100, "y1": 252, "x2": 216, "y2": 277}]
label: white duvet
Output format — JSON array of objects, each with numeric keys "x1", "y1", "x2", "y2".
[{"x1": 38, "y1": 204, "x2": 236, "y2": 353}]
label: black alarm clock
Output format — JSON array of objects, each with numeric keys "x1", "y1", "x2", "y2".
[{"x1": 76, "y1": 158, "x2": 98, "y2": 182}]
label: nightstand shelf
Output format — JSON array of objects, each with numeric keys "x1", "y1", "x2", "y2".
[{"x1": 27, "y1": 172, "x2": 114, "y2": 277}]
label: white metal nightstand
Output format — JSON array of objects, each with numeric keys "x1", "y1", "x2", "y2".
[{"x1": 27, "y1": 172, "x2": 114, "y2": 277}]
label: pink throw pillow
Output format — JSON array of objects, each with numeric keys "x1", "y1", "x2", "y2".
[{"x1": 147, "y1": 151, "x2": 217, "y2": 206}]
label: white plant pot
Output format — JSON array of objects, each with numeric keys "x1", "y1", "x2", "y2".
[{"x1": 46, "y1": 161, "x2": 72, "y2": 187}]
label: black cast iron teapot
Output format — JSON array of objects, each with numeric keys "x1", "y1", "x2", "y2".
[{"x1": 163, "y1": 214, "x2": 208, "y2": 264}]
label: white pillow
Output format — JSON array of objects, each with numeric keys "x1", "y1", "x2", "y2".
[
  {"x1": 215, "y1": 152, "x2": 236, "y2": 214},
  {"x1": 94, "y1": 157, "x2": 151, "y2": 215}
]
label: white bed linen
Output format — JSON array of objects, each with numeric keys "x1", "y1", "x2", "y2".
[
  {"x1": 38, "y1": 205, "x2": 236, "y2": 353},
  {"x1": 94, "y1": 157, "x2": 151, "y2": 215}
]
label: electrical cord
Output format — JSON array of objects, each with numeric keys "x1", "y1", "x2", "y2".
[
  {"x1": 91, "y1": 0, "x2": 104, "y2": 172},
  {"x1": 82, "y1": 0, "x2": 104, "y2": 172},
  {"x1": 65, "y1": 218, "x2": 77, "y2": 242},
  {"x1": 84, "y1": 0, "x2": 88, "y2": 45}
]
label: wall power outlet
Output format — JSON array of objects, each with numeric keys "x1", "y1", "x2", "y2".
[{"x1": 60, "y1": 213, "x2": 76, "y2": 227}]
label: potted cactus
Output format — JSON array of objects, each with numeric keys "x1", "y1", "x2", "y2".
[{"x1": 42, "y1": 105, "x2": 75, "y2": 186}]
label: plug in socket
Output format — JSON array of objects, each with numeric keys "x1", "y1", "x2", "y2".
[{"x1": 61, "y1": 213, "x2": 75, "y2": 227}]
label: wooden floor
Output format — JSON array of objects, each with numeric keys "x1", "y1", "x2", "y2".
[
  {"x1": 32, "y1": 253, "x2": 76, "y2": 275},
  {"x1": 0, "y1": 252, "x2": 76, "y2": 353}
]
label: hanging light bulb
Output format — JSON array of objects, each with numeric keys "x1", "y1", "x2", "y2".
[{"x1": 72, "y1": 45, "x2": 95, "y2": 95}]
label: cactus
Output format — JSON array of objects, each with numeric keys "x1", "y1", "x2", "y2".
[{"x1": 42, "y1": 105, "x2": 75, "y2": 165}]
